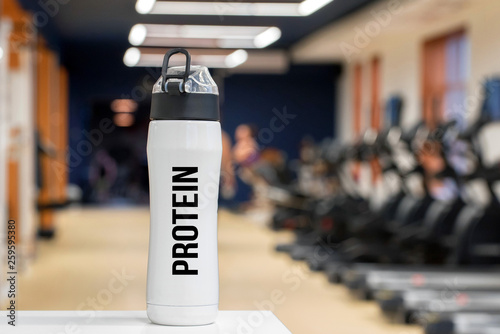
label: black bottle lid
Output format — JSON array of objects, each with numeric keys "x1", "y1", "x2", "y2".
[{"x1": 150, "y1": 48, "x2": 220, "y2": 121}]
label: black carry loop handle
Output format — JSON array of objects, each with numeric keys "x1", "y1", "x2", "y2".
[
  {"x1": 161, "y1": 48, "x2": 191, "y2": 95},
  {"x1": 151, "y1": 47, "x2": 219, "y2": 121}
]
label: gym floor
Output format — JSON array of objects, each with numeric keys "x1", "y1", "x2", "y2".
[{"x1": 18, "y1": 208, "x2": 421, "y2": 334}]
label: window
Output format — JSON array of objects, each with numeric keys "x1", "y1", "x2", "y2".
[
  {"x1": 423, "y1": 30, "x2": 469, "y2": 128},
  {"x1": 353, "y1": 63, "x2": 363, "y2": 136},
  {"x1": 370, "y1": 57, "x2": 381, "y2": 131}
]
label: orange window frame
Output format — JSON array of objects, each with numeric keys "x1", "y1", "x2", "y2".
[
  {"x1": 422, "y1": 29, "x2": 466, "y2": 129},
  {"x1": 353, "y1": 64, "x2": 362, "y2": 135}
]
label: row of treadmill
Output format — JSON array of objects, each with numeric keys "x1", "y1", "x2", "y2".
[{"x1": 267, "y1": 79, "x2": 500, "y2": 334}]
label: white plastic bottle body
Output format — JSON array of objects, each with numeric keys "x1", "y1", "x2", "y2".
[{"x1": 146, "y1": 120, "x2": 222, "y2": 326}]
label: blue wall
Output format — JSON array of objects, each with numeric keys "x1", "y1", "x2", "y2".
[
  {"x1": 66, "y1": 57, "x2": 340, "y2": 203},
  {"x1": 64, "y1": 42, "x2": 158, "y2": 198},
  {"x1": 221, "y1": 65, "x2": 340, "y2": 202}
]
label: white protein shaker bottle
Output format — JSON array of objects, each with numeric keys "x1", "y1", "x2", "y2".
[{"x1": 146, "y1": 48, "x2": 222, "y2": 326}]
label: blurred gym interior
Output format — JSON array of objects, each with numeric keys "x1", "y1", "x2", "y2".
[{"x1": 2, "y1": 0, "x2": 500, "y2": 333}]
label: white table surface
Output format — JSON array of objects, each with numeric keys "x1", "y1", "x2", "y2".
[{"x1": 0, "y1": 310, "x2": 291, "y2": 333}]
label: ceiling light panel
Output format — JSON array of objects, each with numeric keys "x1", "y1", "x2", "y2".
[
  {"x1": 298, "y1": 0, "x2": 334, "y2": 15},
  {"x1": 129, "y1": 24, "x2": 281, "y2": 49},
  {"x1": 124, "y1": 48, "x2": 249, "y2": 68},
  {"x1": 135, "y1": 0, "x2": 333, "y2": 16},
  {"x1": 124, "y1": 48, "x2": 289, "y2": 73},
  {"x1": 152, "y1": 1, "x2": 301, "y2": 16}
]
